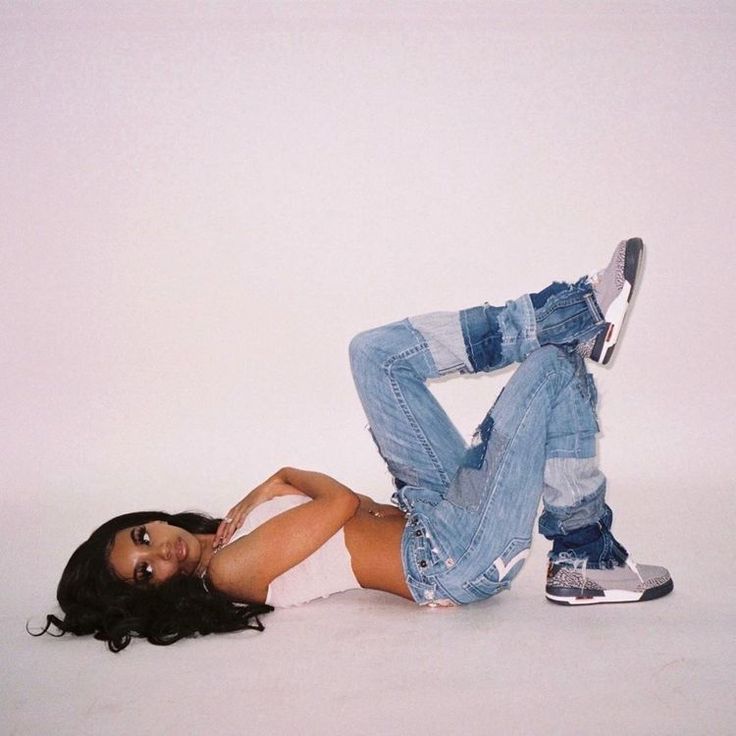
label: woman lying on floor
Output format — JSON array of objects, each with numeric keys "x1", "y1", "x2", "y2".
[{"x1": 38, "y1": 238, "x2": 672, "y2": 651}]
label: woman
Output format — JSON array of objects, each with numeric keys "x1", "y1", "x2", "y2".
[{"x1": 39, "y1": 238, "x2": 672, "y2": 651}]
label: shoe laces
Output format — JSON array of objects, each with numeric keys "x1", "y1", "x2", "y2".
[
  {"x1": 587, "y1": 270, "x2": 603, "y2": 287},
  {"x1": 554, "y1": 550, "x2": 588, "y2": 572},
  {"x1": 553, "y1": 552, "x2": 589, "y2": 594},
  {"x1": 555, "y1": 550, "x2": 643, "y2": 582}
]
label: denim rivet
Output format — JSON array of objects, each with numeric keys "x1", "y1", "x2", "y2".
[
  {"x1": 415, "y1": 530, "x2": 422, "y2": 537},
  {"x1": 420, "y1": 560, "x2": 427, "y2": 568}
]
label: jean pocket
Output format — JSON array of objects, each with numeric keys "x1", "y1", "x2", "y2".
[{"x1": 461, "y1": 537, "x2": 531, "y2": 599}]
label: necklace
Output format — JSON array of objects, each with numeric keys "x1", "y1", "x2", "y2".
[{"x1": 196, "y1": 538, "x2": 221, "y2": 581}]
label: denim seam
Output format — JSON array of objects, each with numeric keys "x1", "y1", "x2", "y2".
[
  {"x1": 535, "y1": 285, "x2": 604, "y2": 331},
  {"x1": 459, "y1": 309, "x2": 478, "y2": 372},
  {"x1": 584, "y1": 291, "x2": 604, "y2": 324},
  {"x1": 382, "y1": 343, "x2": 452, "y2": 487},
  {"x1": 534, "y1": 293, "x2": 582, "y2": 320},
  {"x1": 539, "y1": 309, "x2": 594, "y2": 330}
]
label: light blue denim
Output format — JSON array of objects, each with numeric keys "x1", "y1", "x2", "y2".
[{"x1": 349, "y1": 280, "x2": 616, "y2": 606}]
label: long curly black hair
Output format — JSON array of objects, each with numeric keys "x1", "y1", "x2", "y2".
[{"x1": 32, "y1": 510, "x2": 273, "y2": 652}]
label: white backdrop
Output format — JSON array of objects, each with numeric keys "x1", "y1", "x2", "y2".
[{"x1": 2, "y1": 3, "x2": 735, "y2": 734}]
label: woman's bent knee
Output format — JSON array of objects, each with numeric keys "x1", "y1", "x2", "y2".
[
  {"x1": 348, "y1": 322, "x2": 408, "y2": 371},
  {"x1": 348, "y1": 329, "x2": 379, "y2": 371}
]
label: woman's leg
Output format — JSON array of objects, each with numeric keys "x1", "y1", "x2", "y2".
[
  {"x1": 349, "y1": 276, "x2": 604, "y2": 501},
  {"x1": 402, "y1": 346, "x2": 671, "y2": 606},
  {"x1": 350, "y1": 238, "x2": 642, "y2": 504},
  {"x1": 402, "y1": 345, "x2": 601, "y2": 603}
]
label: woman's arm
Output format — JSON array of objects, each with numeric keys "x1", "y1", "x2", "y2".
[
  {"x1": 355, "y1": 493, "x2": 405, "y2": 519},
  {"x1": 207, "y1": 467, "x2": 360, "y2": 602},
  {"x1": 213, "y1": 467, "x2": 362, "y2": 547}
]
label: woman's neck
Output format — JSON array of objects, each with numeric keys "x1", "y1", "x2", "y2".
[{"x1": 194, "y1": 534, "x2": 217, "y2": 577}]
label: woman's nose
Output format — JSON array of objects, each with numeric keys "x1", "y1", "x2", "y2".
[{"x1": 158, "y1": 541, "x2": 172, "y2": 561}]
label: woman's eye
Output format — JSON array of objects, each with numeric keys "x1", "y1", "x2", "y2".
[
  {"x1": 136, "y1": 562, "x2": 153, "y2": 582},
  {"x1": 133, "y1": 526, "x2": 151, "y2": 545}
]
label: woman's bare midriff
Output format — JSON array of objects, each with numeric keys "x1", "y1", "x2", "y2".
[{"x1": 343, "y1": 507, "x2": 414, "y2": 601}]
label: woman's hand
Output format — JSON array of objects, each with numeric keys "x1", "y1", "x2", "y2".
[{"x1": 213, "y1": 471, "x2": 304, "y2": 549}]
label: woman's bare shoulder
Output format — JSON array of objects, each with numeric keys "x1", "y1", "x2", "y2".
[{"x1": 207, "y1": 535, "x2": 268, "y2": 604}]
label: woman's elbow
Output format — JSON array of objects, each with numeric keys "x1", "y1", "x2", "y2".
[{"x1": 343, "y1": 490, "x2": 361, "y2": 520}]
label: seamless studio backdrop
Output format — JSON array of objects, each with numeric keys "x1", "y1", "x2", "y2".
[{"x1": 2, "y1": 2, "x2": 735, "y2": 735}]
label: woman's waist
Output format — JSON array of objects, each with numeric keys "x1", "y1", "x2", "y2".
[{"x1": 344, "y1": 510, "x2": 412, "y2": 599}]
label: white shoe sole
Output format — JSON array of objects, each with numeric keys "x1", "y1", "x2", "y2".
[
  {"x1": 546, "y1": 589, "x2": 643, "y2": 605},
  {"x1": 546, "y1": 576, "x2": 673, "y2": 606}
]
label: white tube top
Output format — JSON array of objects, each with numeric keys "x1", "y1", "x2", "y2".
[{"x1": 228, "y1": 495, "x2": 361, "y2": 607}]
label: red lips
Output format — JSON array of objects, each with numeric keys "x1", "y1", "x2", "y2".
[{"x1": 176, "y1": 538, "x2": 187, "y2": 562}]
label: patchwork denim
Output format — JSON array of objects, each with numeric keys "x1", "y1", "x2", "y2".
[{"x1": 349, "y1": 279, "x2": 615, "y2": 606}]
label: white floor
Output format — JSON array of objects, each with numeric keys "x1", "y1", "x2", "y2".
[
  {"x1": 3, "y1": 3, "x2": 735, "y2": 734},
  {"x1": 7, "y1": 488, "x2": 735, "y2": 736},
  {"x1": 8, "y1": 568, "x2": 733, "y2": 736}
]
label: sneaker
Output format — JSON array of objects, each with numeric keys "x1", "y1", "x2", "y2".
[
  {"x1": 583, "y1": 237, "x2": 644, "y2": 365},
  {"x1": 545, "y1": 554, "x2": 673, "y2": 606}
]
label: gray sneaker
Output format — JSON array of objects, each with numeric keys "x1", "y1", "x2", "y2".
[
  {"x1": 546, "y1": 554, "x2": 673, "y2": 605},
  {"x1": 580, "y1": 237, "x2": 644, "y2": 365}
]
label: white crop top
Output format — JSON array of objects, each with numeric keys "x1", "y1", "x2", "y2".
[{"x1": 227, "y1": 495, "x2": 361, "y2": 607}]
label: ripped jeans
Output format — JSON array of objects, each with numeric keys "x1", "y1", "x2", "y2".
[{"x1": 349, "y1": 279, "x2": 618, "y2": 606}]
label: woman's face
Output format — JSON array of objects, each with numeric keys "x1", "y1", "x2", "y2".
[{"x1": 107, "y1": 520, "x2": 204, "y2": 585}]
